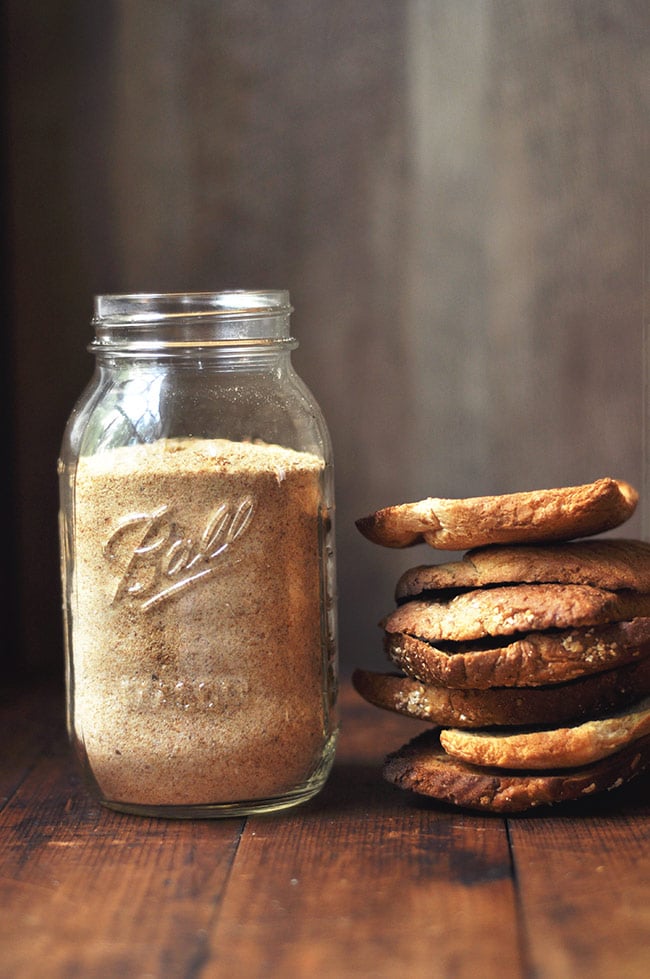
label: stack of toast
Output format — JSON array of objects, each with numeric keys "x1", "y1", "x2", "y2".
[{"x1": 353, "y1": 478, "x2": 650, "y2": 813}]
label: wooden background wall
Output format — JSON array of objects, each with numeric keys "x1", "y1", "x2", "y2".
[{"x1": 4, "y1": 1, "x2": 648, "y2": 680}]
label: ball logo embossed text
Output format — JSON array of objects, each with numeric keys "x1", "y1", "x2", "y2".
[{"x1": 104, "y1": 498, "x2": 255, "y2": 609}]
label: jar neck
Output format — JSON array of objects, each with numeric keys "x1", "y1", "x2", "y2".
[{"x1": 91, "y1": 291, "x2": 297, "y2": 357}]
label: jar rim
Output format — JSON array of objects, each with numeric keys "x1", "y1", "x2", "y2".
[
  {"x1": 93, "y1": 290, "x2": 293, "y2": 324},
  {"x1": 91, "y1": 291, "x2": 296, "y2": 350}
]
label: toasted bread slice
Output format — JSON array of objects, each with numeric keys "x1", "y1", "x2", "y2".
[
  {"x1": 383, "y1": 728, "x2": 650, "y2": 812},
  {"x1": 383, "y1": 584, "x2": 650, "y2": 643},
  {"x1": 439, "y1": 696, "x2": 650, "y2": 769},
  {"x1": 356, "y1": 479, "x2": 637, "y2": 550},
  {"x1": 352, "y1": 657, "x2": 650, "y2": 729},
  {"x1": 385, "y1": 619, "x2": 650, "y2": 689},
  {"x1": 395, "y1": 539, "x2": 650, "y2": 600}
]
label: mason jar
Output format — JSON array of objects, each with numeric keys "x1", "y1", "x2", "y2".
[{"x1": 58, "y1": 291, "x2": 338, "y2": 817}]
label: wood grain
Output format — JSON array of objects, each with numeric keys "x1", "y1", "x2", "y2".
[
  {"x1": 509, "y1": 786, "x2": 650, "y2": 979},
  {"x1": 213, "y1": 786, "x2": 520, "y2": 978},
  {"x1": 0, "y1": 695, "x2": 245, "y2": 978},
  {"x1": 1, "y1": 683, "x2": 649, "y2": 978},
  {"x1": 0, "y1": 685, "x2": 59, "y2": 807},
  {"x1": 209, "y1": 694, "x2": 520, "y2": 977}
]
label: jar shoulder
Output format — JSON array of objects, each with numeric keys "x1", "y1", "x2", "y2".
[{"x1": 60, "y1": 362, "x2": 332, "y2": 462}]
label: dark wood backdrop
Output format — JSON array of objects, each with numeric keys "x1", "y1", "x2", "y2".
[{"x1": 3, "y1": 1, "x2": 648, "y2": 681}]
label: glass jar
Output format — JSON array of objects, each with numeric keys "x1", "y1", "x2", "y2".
[{"x1": 58, "y1": 291, "x2": 338, "y2": 817}]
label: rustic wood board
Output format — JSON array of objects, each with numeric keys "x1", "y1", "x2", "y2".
[
  {"x1": 211, "y1": 801, "x2": 520, "y2": 978},
  {"x1": 1, "y1": 684, "x2": 649, "y2": 978},
  {"x1": 509, "y1": 783, "x2": 650, "y2": 979},
  {"x1": 0, "y1": 726, "x2": 245, "y2": 977}
]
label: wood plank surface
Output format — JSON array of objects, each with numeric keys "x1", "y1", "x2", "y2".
[
  {"x1": 509, "y1": 783, "x2": 650, "y2": 979},
  {"x1": 1, "y1": 683, "x2": 648, "y2": 979},
  {"x1": 0, "y1": 690, "x2": 245, "y2": 978},
  {"x1": 210, "y1": 697, "x2": 521, "y2": 979},
  {"x1": 0, "y1": 687, "x2": 58, "y2": 807}
]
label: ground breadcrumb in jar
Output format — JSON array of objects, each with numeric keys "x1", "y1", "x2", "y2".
[{"x1": 70, "y1": 436, "x2": 335, "y2": 809}]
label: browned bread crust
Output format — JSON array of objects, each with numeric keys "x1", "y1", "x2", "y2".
[
  {"x1": 356, "y1": 479, "x2": 638, "y2": 550},
  {"x1": 383, "y1": 584, "x2": 650, "y2": 642},
  {"x1": 395, "y1": 539, "x2": 650, "y2": 600},
  {"x1": 382, "y1": 729, "x2": 650, "y2": 813},
  {"x1": 438, "y1": 696, "x2": 650, "y2": 769},
  {"x1": 384, "y1": 619, "x2": 650, "y2": 689},
  {"x1": 351, "y1": 657, "x2": 650, "y2": 729}
]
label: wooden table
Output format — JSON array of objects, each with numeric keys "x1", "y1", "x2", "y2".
[{"x1": 1, "y1": 680, "x2": 648, "y2": 979}]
